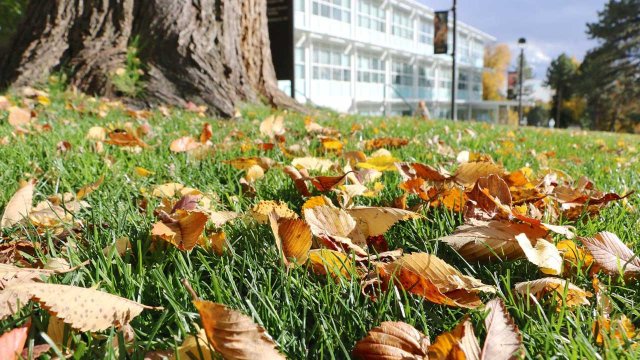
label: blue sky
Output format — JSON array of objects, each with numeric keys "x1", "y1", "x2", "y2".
[{"x1": 424, "y1": 0, "x2": 606, "y2": 79}]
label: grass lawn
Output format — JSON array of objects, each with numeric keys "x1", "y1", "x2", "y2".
[{"x1": 1, "y1": 84, "x2": 639, "y2": 359}]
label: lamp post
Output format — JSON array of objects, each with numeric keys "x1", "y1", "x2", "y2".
[
  {"x1": 451, "y1": 0, "x2": 457, "y2": 121},
  {"x1": 517, "y1": 37, "x2": 526, "y2": 125}
]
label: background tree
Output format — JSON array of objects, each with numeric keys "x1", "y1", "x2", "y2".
[
  {"x1": 545, "y1": 53, "x2": 578, "y2": 128},
  {"x1": 0, "y1": 0, "x2": 299, "y2": 117},
  {"x1": 482, "y1": 43, "x2": 511, "y2": 101},
  {"x1": 0, "y1": 0, "x2": 27, "y2": 50},
  {"x1": 576, "y1": 0, "x2": 640, "y2": 132}
]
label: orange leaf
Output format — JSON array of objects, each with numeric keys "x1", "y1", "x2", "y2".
[
  {"x1": 151, "y1": 210, "x2": 209, "y2": 251},
  {"x1": 269, "y1": 213, "x2": 312, "y2": 266},
  {"x1": 428, "y1": 316, "x2": 480, "y2": 360}
]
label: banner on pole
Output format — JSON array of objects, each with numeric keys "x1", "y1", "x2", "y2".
[{"x1": 434, "y1": 11, "x2": 449, "y2": 54}]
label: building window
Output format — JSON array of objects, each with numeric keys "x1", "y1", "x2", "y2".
[
  {"x1": 458, "y1": 72, "x2": 468, "y2": 90},
  {"x1": 312, "y1": 0, "x2": 351, "y2": 22},
  {"x1": 392, "y1": 59, "x2": 412, "y2": 86},
  {"x1": 312, "y1": 45, "x2": 351, "y2": 81},
  {"x1": 459, "y1": 37, "x2": 470, "y2": 63},
  {"x1": 439, "y1": 68, "x2": 452, "y2": 89},
  {"x1": 357, "y1": 0, "x2": 385, "y2": 32},
  {"x1": 471, "y1": 73, "x2": 481, "y2": 92},
  {"x1": 471, "y1": 40, "x2": 483, "y2": 65},
  {"x1": 392, "y1": 9, "x2": 413, "y2": 40},
  {"x1": 418, "y1": 18, "x2": 433, "y2": 44},
  {"x1": 295, "y1": 48, "x2": 305, "y2": 80},
  {"x1": 418, "y1": 65, "x2": 434, "y2": 87},
  {"x1": 357, "y1": 53, "x2": 385, "y2": 83},
  {"x1": 295, "y1": 0, "x2": 305, "y2": 12}
]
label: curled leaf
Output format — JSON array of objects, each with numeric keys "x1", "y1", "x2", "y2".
[
  {"x1": 514, "y1": 278, "x2": 590, "y2": 308},
  {"x1": 352, "y1": 321, "x2": 430, "y2": 359},
  {"x1": 428, "y1": 316, "x2": 480, "y2": 360},
  {"x1": 194, "y1": 300, "x2": 286, "y2": 360},
  {"x1": 1, "y1": 180, "x2": 35, "y2": 228},
  {"x1": 269, "y1": 213, "x2": 312, "y2": 266}
]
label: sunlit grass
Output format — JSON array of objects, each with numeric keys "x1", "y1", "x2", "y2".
[{"x1": 1, "y1": 86, "x2": 639, "y2": 359}]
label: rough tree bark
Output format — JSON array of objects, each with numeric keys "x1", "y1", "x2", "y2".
[{"x1": 0, "y1": 0, "x2": 299, "y2": 117}]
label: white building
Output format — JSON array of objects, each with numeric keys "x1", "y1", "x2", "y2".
[{"x1": 278, "y1": 0, "x2": 498, "y2": 120}]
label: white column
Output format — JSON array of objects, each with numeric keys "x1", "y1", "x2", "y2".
[
  {"x1": 351, "y1": 46, "x2": 357, "y2": 112},
  {"x1": 306, "y1": 41, "x2": 313, "y2": 102}
]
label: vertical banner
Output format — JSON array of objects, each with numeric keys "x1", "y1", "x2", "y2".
[
  {"x1": 433, "y1": 11, "x2": 449, "y2": 54},
  {"x1": 267, "y1": 0, "x2": 295, "y2": 97}
]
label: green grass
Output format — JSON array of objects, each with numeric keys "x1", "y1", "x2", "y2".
[{"x1": 1, "y1": 84, "x2": 639, "y2": 359}]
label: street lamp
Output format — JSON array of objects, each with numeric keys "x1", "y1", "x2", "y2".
[{"x1": 517, "y1": 37, "x2": 526, "y2": 125}]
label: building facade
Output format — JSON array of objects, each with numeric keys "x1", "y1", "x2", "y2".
[{"x1": 278, "y1": 0, "x2": 496, "y2": 120}]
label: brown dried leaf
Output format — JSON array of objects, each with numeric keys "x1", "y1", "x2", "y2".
[
  {"x1": 105, "y1": 129, "x2": 148, "y2": 148},
  {"x1": 259, "y1": 115, "x2": 285, "y2": 140},
  {"x1": 454, "y1": 161, "x2": 505, "y2": 188},
  {"x1": 7, "y1": 106, "x2": 31, "y2": 128},
  {"x1": 439, "y1": 219, "x2": 548, "y2": 262},
  {"x1": 194, "y1": 300, "x2": 286, "y2": 360},
  {"x1": 381, "y1": 253, "x2": 495, "y2": 308},
  {"x1": 0, "y1": 282, "x2": 154, "y2": 331},
  {"x1": 1, "y1": 180, "x2": 35, "y2": 228},
  {"x1": 481, "y1": 298, "x2": 523, "y2": 360},
  {"x1": 580, "y1": 231, "x2": 640, "y2": 279},
  {"x1": 76, "y1": 175, "x2": 104, "y2": 200},
  {"x1": 352, "y1": 321, "x2": 430, "y2": 359},
  {"x1": 364, "y1": 137, "x2": 409, "y2": 151},
  {"x1": 0, "y1": 323, "x2": 28, "y2": 360}
]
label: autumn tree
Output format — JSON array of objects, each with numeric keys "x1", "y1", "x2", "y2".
[
  {"x1": 0, "y1": 0, "x2": 299, "y2": 117},
  {"x1": 545, "y1": 53, "x2": 578, "y2": 128},
  {"x1": 482, "y1": 43, "x2": 511, "y2": 101},
  {"x1": 576, "y1": 0, "x2": 640, "y2": 132}
]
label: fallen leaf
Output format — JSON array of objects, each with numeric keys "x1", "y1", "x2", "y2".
[
  {"x1": 259, "y1": 115, "x2": 285, "y2": 140},
  {"x1": 152, "y1": 210, "x2": 209, "y2": 251},
  {"x1": 170, "y1": 136, "x2": 201, "y2": 153},
  {"x1": 364, "y1": 137, "x2": 409, "y2": 151},
  {"x1": 225, "y1": 157, "x2": 275, "y2": 170},
  {"x1": 307, "y1": 249, "x2": 354, "y2": 279},
  {"x1": 346, "y1": 207, "x2": 422, "y2": 237},
  {"x1": 454, "y1": 161, "x2": 505, "y2": 188},
  {"x1": 135, "y1": 167, "x2": 154, "y2": 177},
  {"x1": 428, "y1": 316, "x2": 480, "y2": 360},
  {"x1": 171, "y1": 328, "x2": 214, "y2": 360},
  {"x1": 515, "y1": 233, "x2": 562, "y2": 275},
  {"x1": 380, "y1": 253, "x2": 496, "y2": 308},
  {"x1": 199, "y1": 232, "x2": 227, "y2": 256},
  {"x1": 0, "y1": 323, "x2": 29, "y2": 360},
  {"x1": 352, "y1": 321, "x2": 430, "y2": 359},
  {"x1": 250, "y1": 201, "x2": 298, "y2": 224},
  {"x1": 86, "y1": 126, "x2": 107, "y2": 141},
  {"x1": 0, "y1": 282, "x2": 155, "y2": 331},
  {"x1": 7, "y1": 106, "x2": 31, "y2": 128},
  {"x1": 76, "y1": 175, "x2": 104, "y2": 200},
  {"x1": 439, "y1": 219, "x2": 548, "y2": 262},
  {"x1": 357, "y1": 155, "x2": 400, "y2": 172},
  {"x1": 269, "y1": 213, "x2": 312, "y2": 266},
  {"x1": 291, "y1": 157, "x2": 335, "y2": 172},
  {"x1": 580, "y1": 232, "x2": 640, "y2": 279},
  {"x1": 481, "y1": 298, "x2": 523, "y2": 360},
  {"x1": 1, "y1": 180, "x2": 35, "y2": 228},
  {"x1": 514, "y1": 278, "x2": 590, "y2": 308},
  {"x1": 105, "y1": 129, "x2": 148, "y2": 148},
  {"x1": 194, "y1": 300, "x2": 286, "y2": 359},
  {"x1": 303, "y1": 203, "x2": 367, "y2": 255}
]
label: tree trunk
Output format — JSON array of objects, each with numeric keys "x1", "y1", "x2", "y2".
[
  {"x1": 0, "y1": 0, "x2": 300, "y2": 117},
  {"x1": 555, "y1": 86, "x2": 562, "y2": 128}
]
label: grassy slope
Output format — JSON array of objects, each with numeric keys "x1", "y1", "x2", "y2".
[{"x1": 1, "y1": 86, "x2": 639, "y2": 359}]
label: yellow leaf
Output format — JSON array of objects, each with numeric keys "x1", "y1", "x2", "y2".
[
  {"x1": 307, "y1": 249, "x2": 354, "y2": 279},
  {"x1": 357, "y1": 155, "x2": 400, "y2": 172},
  {"x1": 250, "y1": 200, "x2": 298, "y2": 224},
  {"x1": 135, "y1": 167, "x2": 154, "y2": 177}
]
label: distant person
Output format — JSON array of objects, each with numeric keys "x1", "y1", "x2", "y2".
[
  {"x1": 415, "y1": 101, "x2": 431, "y2": 120},
  {"x1": 549, "y1": 118, "x2": 556, "y2": 128}
]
